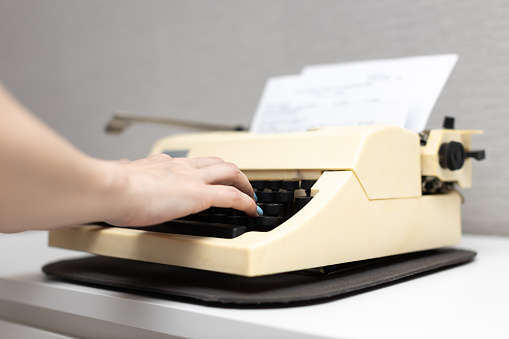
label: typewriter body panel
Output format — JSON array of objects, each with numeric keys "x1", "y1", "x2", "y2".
[{"x1": 49, "y1": 125, "x2": 482, "y2": 276}]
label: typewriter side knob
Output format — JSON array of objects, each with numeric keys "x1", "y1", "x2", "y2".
[
  {"x1": 420, "y1": 117, "x2": 484, "y2": 188},
  {"x1": 438, "y1": 117, "x2": 486, "y2": 172},
  {"x1": 439, "y1": 141, "x2": 465, "y2": 171},
  {"x1": 437, "y1": 140, "x2": 486, "y2": 172}
]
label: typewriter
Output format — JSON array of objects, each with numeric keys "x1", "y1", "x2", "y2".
[{"x1": 48, "y1": 117, "x2": 485, "y2": 277}]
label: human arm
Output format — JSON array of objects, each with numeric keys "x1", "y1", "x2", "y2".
[{"x1": 0, "y1": 83, "x2": 258, "y2": 233}]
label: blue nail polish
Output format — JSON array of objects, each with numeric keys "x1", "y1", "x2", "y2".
[
  {"x1": 254, "y1": 192, "x2": 258, "y2": 202},
  {"x1": 257, "y1": 206, "x2": 264, "y2": 216}
]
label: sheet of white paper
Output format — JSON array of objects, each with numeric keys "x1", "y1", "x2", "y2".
[
  {"x1": 250, "y1": 68, "x2": 410, "y2": 134},
  {"x1": 301, "y1": 54, "x2": 458, "y2": 132},
  {"x1": 250, "y1": 54, "x2": 457, "y2": 134}
]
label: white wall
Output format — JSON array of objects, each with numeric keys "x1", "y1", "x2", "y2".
[{"x1": 0, "y1": 0, "x2": 507, "y2": 235}]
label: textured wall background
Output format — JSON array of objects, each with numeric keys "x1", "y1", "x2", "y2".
[{"x1": 0, "y1": 0, "x2": 507, "y2": 235}]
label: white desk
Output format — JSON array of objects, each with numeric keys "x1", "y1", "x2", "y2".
[{"x1": 1, "y1": 232, "x2": 508, "y2": 339}]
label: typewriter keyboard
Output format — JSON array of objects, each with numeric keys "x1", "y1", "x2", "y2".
[{"x1": 124, "y1": 179, "x2": 316, "y2": 239}]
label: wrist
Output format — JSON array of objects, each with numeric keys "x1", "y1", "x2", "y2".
[{"x1": 87, "y1": 158, "x2": 132, "y2": 226}]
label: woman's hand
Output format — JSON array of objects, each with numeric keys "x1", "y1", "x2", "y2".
[
  {"x1": 103, "y1": 154, "x2": 259, "y2": 227},
  {"x1": 0, "y1": 82, "x2": 257, "y2": 232}
]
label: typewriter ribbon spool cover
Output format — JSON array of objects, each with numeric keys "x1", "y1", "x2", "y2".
[{"x1": 48, "y1": 123, "x2": 484, "y2": 277}]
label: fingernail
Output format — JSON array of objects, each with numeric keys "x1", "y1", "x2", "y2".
[
  {"x1": 256, "y1": 206, "x2": 264, "y2": 216},
  {"x1": 254, "y1": 192, "x2": 258, "y2": 202}
]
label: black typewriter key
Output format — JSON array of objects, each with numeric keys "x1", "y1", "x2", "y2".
[
  {"x1": 300, "y1": 180, "x2": 317, "y2": 196},
  {"x1": 250, "y1": 180, "x2": 269, "y2": 190},
  {"x1": 180, "y1": 214, "x2": 197, "y2": 221},
  {"x1": 257, "y1": 191, "x2": 277, "y2": 203},
  {"x1": 138, "y1": 220, "x2": 248, "y2": 239},
  {"x1": 263, "y1": 203, "x2": 286, "y2": 217},
  {"x1": 246, "y1": 216, "x2": 259, "y2": 228},
  {"x1": 216, "y1": 208, "x2": 233, "y2": 215},
  {"x1": 254, "y1": 216, "x2": 282, "y2": 231},
  {"x1": 212, "y1": 214, "x2": 228, "y2": 224},
  {"x1": 295, "y1": 196, "x2": 313, "y2": 212},
  {"x1": 300, "y1": 180, "x2": 317, "y2": 189},
  {"x1": 282, "y1": 180, "x2": 300, "y2": 191},
  {"x1": 269, "y1": 180, "x2": 283, "y2": 191},
  {"x1": 197, "y1": 214, "x2": 211, "y2": 222},
  {"x1": 276, "y1": 190, "x2": 294, "y2": 202},
  {"x1": 258, "y1": 216, "x2": 282, "y2": 226},
  {"x1": 215, "y1": 207, "x2": 228, "y2": 214},
  {"x1": 227, "y1": 215, "x2": 247, "y2": 225},
  {"x1": 229, "y1": 208, "x2": 242, "y2": 216},
  {"x1": 203, "y1": 207, "x2": 220, "y2": 215}
]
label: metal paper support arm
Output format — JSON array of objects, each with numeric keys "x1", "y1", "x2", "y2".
[{"x1": 105, "y1": 112, "x2": 247, "y2": 134}]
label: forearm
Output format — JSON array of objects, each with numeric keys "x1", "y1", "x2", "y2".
[
  {"x1": 0, "y1": 83, "x2": 258, "y2": 233},
  {"x1": 0, "y1": 84, "x2": 118, "y2": 232}
]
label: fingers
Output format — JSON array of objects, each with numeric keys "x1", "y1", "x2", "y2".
[
  {"x1": 152, "y1": 154, "x2": 225, "y2": 169},
  {"x1": 144, "y1": 155, "x2": 254, "y2": 198},
  {"x1": 198, "y1": 162, "x2": 255, "y2": 200},
  {"x1": 146, "y1": 154, "x2": 257, "y2": 215},
  {"x1": 113, "y1": 158, "x2": 131, "y2": 164},
  {"x1": 192, "y1": 158, "x2": 256, "y2": 203},
  {"x1": 189, "y1": 157, "x2": 225, "y2": 169},
  {"x1": 206, "y1": 185, "x2": 259, "y2": 217}
]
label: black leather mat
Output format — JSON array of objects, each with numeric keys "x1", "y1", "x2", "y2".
[{"x1": 42, "y1": 248, "x2": 476, "y2": 308}]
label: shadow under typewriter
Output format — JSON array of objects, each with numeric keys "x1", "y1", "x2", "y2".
[{"x1": 42, "y1": 248, "x2": 476, "y2": 308}]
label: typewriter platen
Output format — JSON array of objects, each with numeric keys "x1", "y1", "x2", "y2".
[{"x1": 48, "y1": 117, "x2": 485, "y2": 277}]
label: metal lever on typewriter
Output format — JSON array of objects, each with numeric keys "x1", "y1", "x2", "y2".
[{"x1": 105, "y1": 112, "x2": 247, "y2": 135}]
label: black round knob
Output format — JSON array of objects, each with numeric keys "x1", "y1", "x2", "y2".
[{"x1": 439, "y1": 141, "x2": 465, "y2": 171}]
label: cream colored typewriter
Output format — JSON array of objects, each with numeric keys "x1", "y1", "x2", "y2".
[{"x1": 49, "y1": 117, "x2": 485, "y2": 276}]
